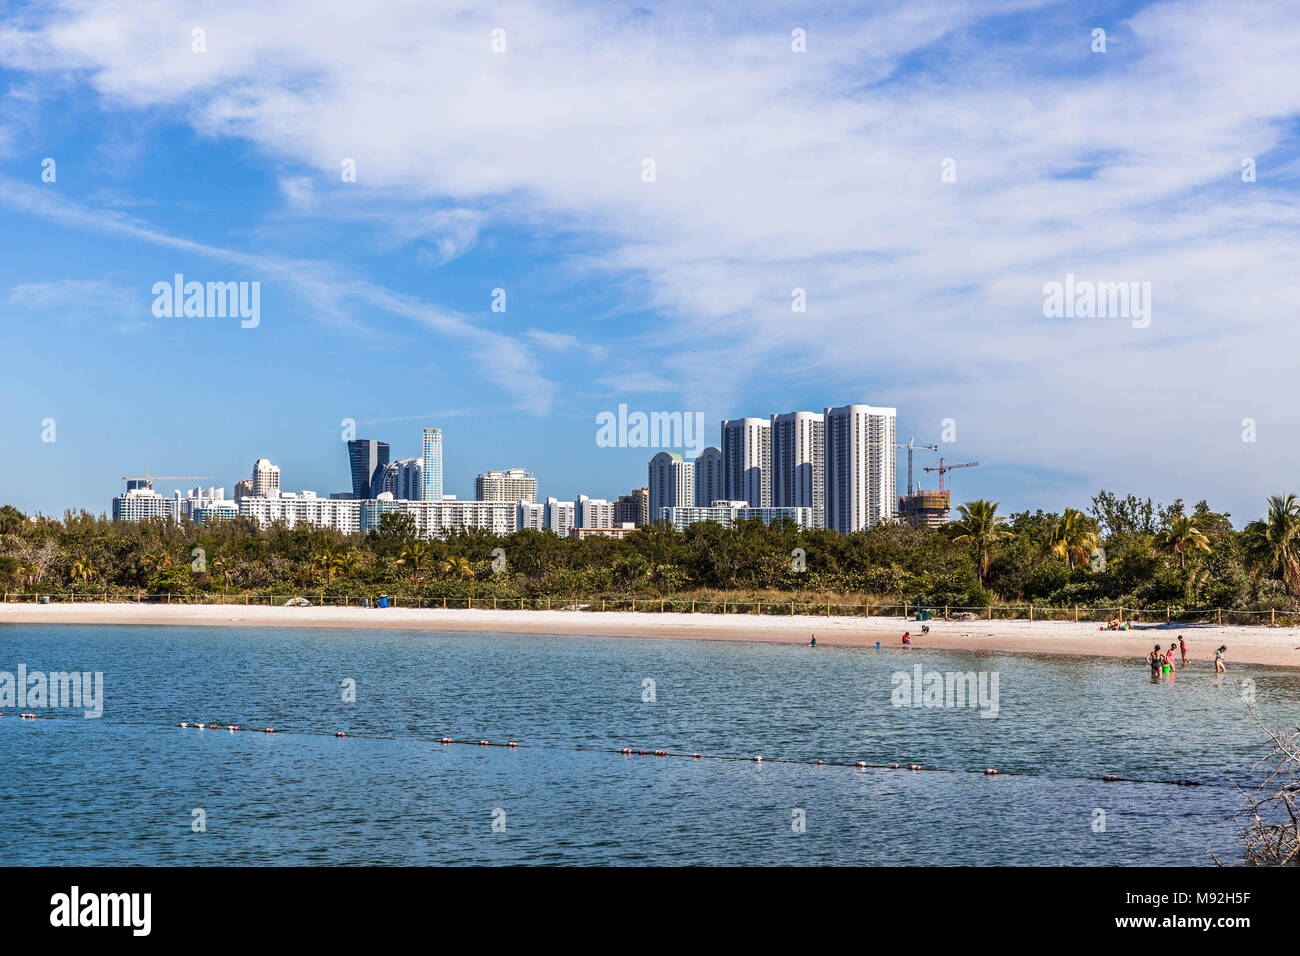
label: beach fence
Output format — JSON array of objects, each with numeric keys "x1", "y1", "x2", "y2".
[{"x1": 2, "y1": 590, "x2": 1298, "y2": 626}]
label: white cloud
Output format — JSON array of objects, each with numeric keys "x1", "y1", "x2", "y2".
[{"x1": 2, "y1": 0, "x2": 1300, "y2": 514}]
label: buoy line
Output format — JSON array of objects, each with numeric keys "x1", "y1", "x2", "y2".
[{"x1": 0, "y1": 711, "x2": 1207, "y2": 788}]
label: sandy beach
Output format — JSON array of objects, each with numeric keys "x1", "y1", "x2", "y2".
[{"x1": 3, "y1": 602, "x2": 1300, "y2": 668}]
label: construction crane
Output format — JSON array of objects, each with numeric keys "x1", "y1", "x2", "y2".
[
  {"x1": 897, "y1": 437, "x2": 939, "y2": 496},
  {"x1": 921, "y1": 458, "x2": 979, "y2": 494},
  {"x1": 122, "y1": 471, "x2": 214, "y2": 490}
]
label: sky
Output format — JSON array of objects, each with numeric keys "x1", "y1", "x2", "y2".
[{"x1": 1, "y1": 0, "x2": 1298, "y2": 525}]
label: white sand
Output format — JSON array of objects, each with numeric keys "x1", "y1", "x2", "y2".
[{"x1": 2, "y1": 602, "x2": 1298, "y2": 668}]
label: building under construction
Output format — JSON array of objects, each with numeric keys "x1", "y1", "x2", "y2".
[{"x1": 898, "y1": 488, "x2": 951, "y2": 528}]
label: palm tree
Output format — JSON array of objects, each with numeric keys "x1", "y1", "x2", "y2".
[
  {"x1": 69, "y1": 559, "x2": 100, "y2": 585},
  {"x1": 439, "y1": 555, "x2": 476, "y2": 581},
  {"x1": 1241, "y1": 494, "x2": 1300, "y2": 595},
  {"x1": 397, "y1": 542, "x2": 432, "y2": 587},
  {"x1": 1157, "y1": 514, "x2": 1211, "y2": 570},
  {"x1": 17, "y1": 563, "x2": 44, "y2": 590},
  {"x1": 948, "y1": 499, "x2": 1011, "y2": 584},
  {"x1": 336, "y1": 552, "x2": 358, "y2": 580},
  {"x1": 1044, "y1": 507, "x2": 1100, "y2": 570},
  {"x1": 142, "y1": 549, "x2": 173, "y2": 574},
  {"x1": 311, "y1": 547, "x2": 344, "y2": 585},
  {"x1": 210, "y1": 556, "x2": 234, "y2": 598}
]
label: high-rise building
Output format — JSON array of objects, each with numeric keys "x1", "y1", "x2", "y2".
[
  {"x1": 233, "y1": 479, "x2": 254, "y2": 502},
  {"x1": 615, "y1": 487, "x2": 650, "y2": 527},
  {"x1": 111, "y1": 485, "x2": 179, "y2": 522},
  {"x1": 823, "y1": 404, "x2": 897, "y2": 532},
  {"x1": 694, "y1": 446, "x2": 723, "y2": 508},
  {"x1": 648, "y1": 452, "x2": 693, "y2": 524},
  {"x1": 370, "y1": 457, "x2": 424, "y2": 501},
  {"x1": 358, "y1": 495, "x2": 517, "y2": 538},
  {"x1": 662, "y1": 503, "x2": 814, "y2": 532},
  {"x1": 544, "y1": 497, "x2": 577, "y2": 534},
  {"x1": 771, "y1": 411, "x2": 825, "y2": 529},
  {"x1": 475, "y1": 468, "x2": 537, "y2": 503},
  {"x1": 253, "y1": 458, "x2": 280, "y2": 498},
  {"x1": 347, "y1": 440, "x2": 390, "y2": 498},
  {"x1": 421, "y1": 428, "x2": 443, "y2": 501},
  {"x1": 578, "y1": 495, "x2": 615, "y2": 529},
  {"x1": 517, "y1": 501, "x2": 547, "y2": 531},
  {"x1": 720, "y1": 418, "x2": 770, "y2": 508},
  {"x1": 239, "y1": 491, "x2": 361, "y2": 534}
]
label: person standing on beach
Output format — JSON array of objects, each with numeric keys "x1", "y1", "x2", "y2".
[
  {"x1": 1213, "y1": 645, "x2": 1227, "y2": 673},
  {"x1": 1178, "y1": 635, "x2": 1187, "y2": 666}
]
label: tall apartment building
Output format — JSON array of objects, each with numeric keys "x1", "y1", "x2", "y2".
[
  {"x1": 178, "y1": 486, "x2": 237, "y2": 524},
  {"x1": 823, "y1": 404, "x2": 897, "y2": 532},
  {"x1": 358, "y1": 495, "x2": 517, "y2": 538},
  {"x1": 720, "y1": 418, "x2": 770, "y2": 508},
  {"x1": 517, "y1": 501, "x2": 547, "y2": 531},
  {"x1": 662, "y1": 503, "x2": 814, "y2": 532},
  {"x1": 347, "y1": 440, "x2": 390, "y2": 498},
  {"x1": 614, "y1": 487, "x2": 650, "y2": 527},
  {"x1": 421, "y1": 428, "x2": 443, "y2": 502},
  {"x1": 370, "y1": 457, "x2": 424, "y2": 500},
  {"x1": 694, "y1": 446, "x2": 723, "y2": 508},
  {"x1": 771, "y1": 411, "x2": 825, "y2": 529},
  {"x1": 253, "y1": 458, "x2": 281, "y2": 498},
  {"x1": 232, "y1": 479, "x2": 254, "y2": 502},
  {"x1": 475, "y1": 468, "x2": 537, "y2": 503},
  {"x1": 648, "y1": 451, "x2": 694, "y2": 524},
  {"x1": 111, "y1": 486, "x2": 178, "y2": 522},
  {"x1": 578, "y1": 495, "x2": 615, "y2": 529},
  {"x1": 544, "y1": 497, "x2": 577, "y2": 534},
  {"x1": 239, "y1": 491, "x2": 361, "y2": 534}
]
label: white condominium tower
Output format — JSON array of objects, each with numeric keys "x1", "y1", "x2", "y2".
[
  {"x1": 720, "y1": 418, "x2": 770, "y2": 508},
  {"x1": 421, "y1": 428, "x2": 443, "y2": 502},
  {"x1": 252, "y1": 458, "x2": 280, "y2": 498},
  {"x1": 771, "y1": 411, "x2": 825, "y2": 529},
  {"x1": 694, "y1": 446, "x2": 723, "y2": 508},
  {"x1": 648, "y1": 451, "x2": 694, "y2": 523},
  {"x1": 823, "y1": 404, "x2": 897, "y2": 532},
  {"x1": 476, "y1": 468, "x2": 537, "y2": 503}
]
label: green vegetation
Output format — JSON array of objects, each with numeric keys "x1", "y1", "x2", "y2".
[{"x1": 0, "y1": 491, "x2": 1296, "y2": 616}]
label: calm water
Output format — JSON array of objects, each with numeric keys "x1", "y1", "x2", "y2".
[{"x1": 2, "y1": 624, "x2": 1298, "y2": 865}]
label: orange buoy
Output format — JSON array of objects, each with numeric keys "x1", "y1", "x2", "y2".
[
  {"x1": 817, "y1": 759, "x2": 824, "y2": 765},
  {"x1": 508, "y1": 741, "x2": 518, "y2": 747},
  {"x1": 335, "y1": 731, "x2": 348, "y2": 737},
  {"x1": 264, "y1": 728, "x2": 275, "y2": 734},
  {"x1": 693, "y1": 753, "x2": 702, "y2": 759},
  {"x1": 891, "y1": 763, "x2": 900, "y2": 769},
  {"x1": 984, "y1": 768, "x2": 998, "y2": 775},
  {"x1": 856, "y1": 761, "x2": 867, "y2": 767}
]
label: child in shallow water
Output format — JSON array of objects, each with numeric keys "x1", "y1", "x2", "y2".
[{"x1": 902, "y1": 631, "x2": 912, "y2": 646}]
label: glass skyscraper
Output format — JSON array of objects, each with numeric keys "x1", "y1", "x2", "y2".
[
  {"x1": 421, "y1": 428, "x2": 443, "y2": 501},
  {"x1": 347, "y1": 439, "x2": 390, "y2": 498}
]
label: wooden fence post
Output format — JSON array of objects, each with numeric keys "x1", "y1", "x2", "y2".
[{"x1": 987, "y1": 605, "x2": 991, "y2": 620}]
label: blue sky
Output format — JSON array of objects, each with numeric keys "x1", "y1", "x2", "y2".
[{"x1": 1, "y1": 0, "x2": 1299, "y2": 523}]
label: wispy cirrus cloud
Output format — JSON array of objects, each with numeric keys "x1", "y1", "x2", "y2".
[{"x1": 2, "y1": 0, "x2": 1300, "y2": 513}]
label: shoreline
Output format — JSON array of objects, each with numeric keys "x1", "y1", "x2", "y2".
[{"x1": 3, "y1": 603, "x2": 1300, "y2": 668}]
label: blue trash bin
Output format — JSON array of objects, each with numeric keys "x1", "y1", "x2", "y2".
[{"x1": 379, "y1": 596, "x2": 388, "y2": 609}]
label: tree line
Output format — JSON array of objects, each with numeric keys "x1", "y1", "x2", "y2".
[{"x1": 2, "y1": 490, "x2": 1299, "y2": 610}]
